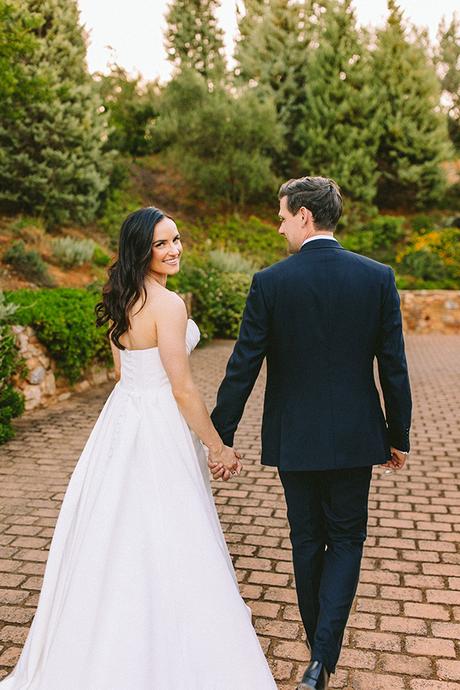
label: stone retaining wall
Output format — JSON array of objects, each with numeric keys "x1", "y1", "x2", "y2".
[
  {"x1": 400, "y1": 290, "x2": 460, "y2": 334},
  {"x1": 9, "y1": 290, "x2": 460, "y2": 412},
  {"x1": 11, "y1": 324, "x2": 116, "y2": 412}
]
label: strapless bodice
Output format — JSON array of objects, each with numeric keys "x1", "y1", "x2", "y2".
[{"x1": 117, "y1": 319, "x2": 200, "y2": 394}]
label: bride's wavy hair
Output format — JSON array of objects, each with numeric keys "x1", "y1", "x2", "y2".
[{"x1": 95, "y1": 206, "x2": 170, "y2": 350}]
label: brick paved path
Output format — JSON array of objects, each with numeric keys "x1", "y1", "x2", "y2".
[{"x1": 0, "y1": 335, "x2": 459, "y2": 689}]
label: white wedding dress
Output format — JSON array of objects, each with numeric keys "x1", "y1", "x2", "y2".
[{"x1": 0, "y1": 319, "x2": 277, "y2": 690}]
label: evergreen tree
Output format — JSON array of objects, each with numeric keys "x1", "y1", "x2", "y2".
[
  {"x1": 0, "y1": 0, "x2": 112, "y2": 227},
  {"x1": 235, "y1": 0, "x2": 271, "y2": 48},
  {"x1": 373, "y1": 0, "x2": 450, "y2": 208},
  {"x1": 153, "y1": 70, "x2": 282, "y2": 207},
  {"x1": 298, "y1": 0, "x2": 381, "y2": 209},
  {"x1": 437, "y1": 14, "x2": 460, "y2": 151},
  {"x1": 96, "y1": 65, "x2": 161, "y2": 156},
  {"x1": 164, "y1": 0, "x2": 226, "y2": 86},
  {"x1": 0, "y1": 0, "x2": 43, "y2": 123},
  {"x1": 235, "y1": 0, "x2": 314, "y2": 176}
]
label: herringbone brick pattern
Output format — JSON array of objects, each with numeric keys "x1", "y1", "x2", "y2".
[{"x1": 0, "y1": 335, "x2": 459, "y2": 689}]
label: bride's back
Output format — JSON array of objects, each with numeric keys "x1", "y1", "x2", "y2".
[{"x1": 117, "y1": 285, "x2": 160, "y2": 351}]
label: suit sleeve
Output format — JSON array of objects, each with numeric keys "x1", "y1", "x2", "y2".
[
  {"x1": 376, "y1": 267, "x2": 412, "y2": 451},
  {"x1": 211, "y1": 271, "x2": 270, "y2": 446}
]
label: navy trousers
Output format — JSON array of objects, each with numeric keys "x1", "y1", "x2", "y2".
[{"x1": 278, "y1": 465, "x2": 373, "y2": 674}]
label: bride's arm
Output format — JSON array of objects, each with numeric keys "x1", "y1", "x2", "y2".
[
  {"x1": 108, "y1": 322, "x2": 121, "y2": 381},
  {"x1": 156, "y1": 293, "x2": 238, "y2": 472}
]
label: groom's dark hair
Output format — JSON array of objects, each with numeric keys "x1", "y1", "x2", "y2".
[{"x1": 278, "y1": 176, "x2": 343, "y2": 231}]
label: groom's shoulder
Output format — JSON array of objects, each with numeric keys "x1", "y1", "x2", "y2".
[
  {"x1": 342, "y1": 248, "x2": 392, "y2": 276},
  {"x1": 255, "y1": 250, "x2": 392, "y2": 287},
  {"x1": 255, "y1": 255, "x2": 297, "y2": 283}
]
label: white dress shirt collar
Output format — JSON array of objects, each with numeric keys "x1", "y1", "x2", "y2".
[{"x1": 300, "y1": 235, "x2": 336, "y2": 248}]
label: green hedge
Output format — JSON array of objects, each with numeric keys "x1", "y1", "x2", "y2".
[
  {"x1": 4, "y1": 288, "x2": 112, "y2": 384},
  {"x1": 0, "y1": 324, "x2": 26, "y2": 444},
  {"x1": 168, "y1": 254, "x2": 251, "y2": 342}
]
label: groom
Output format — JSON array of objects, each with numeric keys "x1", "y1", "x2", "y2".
[{"x1": 210, "y1": 176, "x2": 412, "y2": 689}]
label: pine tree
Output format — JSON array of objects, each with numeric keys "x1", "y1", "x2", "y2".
[
  {"x1": 234, "y1": 0, "x2": 313, "y2": 176},
  {"x1": 164, "y1": 0, "x2": 226, "y2": 86},
  {"x1": 0, "y1": 0, "x2": 42, "y2": 122},
  {"x1": 298, "y1": 0, "x2": 381, "y2": 209},
  {"x1": 153, "y1": 70, "x2": 282, "y2": 207},
  {"x1": 373, "y1": 0, "x2": 451, "y2": 208},
  {"x1": 0, "y1": 0, "x2": 112, "y2": 227},
  {"x1": 235, "y1": 0, "x2": 271, "y2": 48},
  {"x1": 96, "y1": 65, "x2": 161, "y2": 156},
  {"x1": 437, "y1": 14, "x2": 460, "y2": 151}
]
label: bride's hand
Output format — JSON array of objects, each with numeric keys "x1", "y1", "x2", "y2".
[{"x1": 208, "y1": 446, "x2": 242, "y2": 481}]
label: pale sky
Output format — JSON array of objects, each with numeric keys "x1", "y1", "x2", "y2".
[{"x1": 78, "y1": 0, "x2": 458, "y2": 83}]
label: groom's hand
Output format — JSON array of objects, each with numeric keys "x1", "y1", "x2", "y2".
[{"x1": 382, "y1": 446, "x2": 408, "y2": 471}]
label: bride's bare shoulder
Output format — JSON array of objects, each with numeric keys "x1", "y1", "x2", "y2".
[{"x1": 149, "y1": 286, "x2": 187, "y2": 320}]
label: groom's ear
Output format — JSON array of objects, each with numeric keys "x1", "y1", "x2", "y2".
[{"x1": 299, "y1": 206, "x2": 310, "y2": 226}]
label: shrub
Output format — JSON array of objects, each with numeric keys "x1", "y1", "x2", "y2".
[
  {"x1": 51, "y1": 237, "x2": 95, "y2": 267},
  {"x1": 398, "y1": 249, "x2": 448, "y2": 282},
  {"x1": 208, "y1": 250, "x2": 257, "y2": 275},
  {"x1": 411, "y1": 214, "x2": 434, "y2": 233},
  {"x1": 340, "y1": 214, "x2": 406, "y2": 262},
  {"x1": 368, "y1": 215, "x2": 406, "y2": 246},
  {"x1": 0, "y1": 289, "x2": 20, "y2": 323},
  {"x1": 10, "y1": 216, "x2": 45, "y2": 242},
  {"x1": 183, "y1": 215, "x2": 285, "y2": 268},
  {"x1": 340, "y1": 230, "x2": 377, "y2": 255},
  {"x1": 3, "y1": 240, "x2": 55, "y2": 286},
  {"x1": 169, "y1": 255, "x2": 251, "y2": 341},
  {"x1": 0, "y1": 291, "x2": 26, "y2": 444},
  {"x1": 396, "y1": 227, "x2": 460, "y2": 288},
  {"x1": 208, "y1": 271, "x2": 251, "y2": 338},
  {"x1": 92, "y1": 245, "x2": 111, "y2": 267},
  {"x1": 3, "y1": 288, "x2": 112, "y2": 384}
]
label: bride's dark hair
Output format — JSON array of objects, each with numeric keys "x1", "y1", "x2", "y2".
[{"x1": 95, "y1": 206, "x2": 169, "y2": 350}]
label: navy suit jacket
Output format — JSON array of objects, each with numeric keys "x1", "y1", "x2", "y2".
[{"x1": 211, "y1": 238, "x2": 412, "y2": 471}]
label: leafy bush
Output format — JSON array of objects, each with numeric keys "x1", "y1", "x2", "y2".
[
  {"x1": 183, "y1": 215, "x2": 285, "y2": 268},
  {"x1": 92, "y1": 245, "x2": 111, "y2": 267},
  {"x1": 340, "y1": 230, "x2": 377, "y2": 255},
  {"x1": 410, "y1": 214, "x2": 434, "y2": 233},
  {"x1": 3, "y1": 240, "x2": 55, "y2": 286},
  {"x1": 10, "y1": 216, "x2": 44, "y2": 231},
  {"x1": 208, "y1": 250, "x2": 257, "y2": 275},
  {"x1": 396, "y1": 227, "x2": 460, "y2": 288},
  {"x1": 9, "y1": 216, "x2": 45, "y2": 242},
  {"x1": 0, "y1": 291, "x2": 26, "y2": 444},
  {"x1": 169, "y1": 255, "x2": 251, "y2": 341},
  {"x1": 341, "y1": 215, "x2": 406, "y2": 253},
  {"x1": 0, "y1": 288, "x2": 20, "y2": 323},
  {"x1": 208, "y1": 271, "x2": 252, "y2": 338},
  {"x1": 51, "y1": 236, "x2": 95, "y2": 267},
  {"x1": 369, "y1": 215, "x2": 406, "y2": 245},
  {"x1": 398, "y1": 249, "x2": 448, "y2": 282},
  {"x1": 3, "y1": 288, "x2": 112, "y2": 384}
]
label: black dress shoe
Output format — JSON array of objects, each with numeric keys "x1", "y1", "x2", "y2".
[{"x1": 297, "y1": 660, "x2": 330, "y2": 690}]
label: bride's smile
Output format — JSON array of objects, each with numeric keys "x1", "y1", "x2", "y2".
[{"x1": 149, "y1": 217, "x2": 182, "y2": 282}]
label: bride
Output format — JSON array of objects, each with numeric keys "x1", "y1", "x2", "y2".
[{"x1": 0, "y1": 207, "x2": 277, "y2": 689}]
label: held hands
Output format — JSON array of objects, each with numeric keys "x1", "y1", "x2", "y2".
[
  {"x1": 382, "y1": 446, "x2": 408, "y2": 472},
  {"x1": 207, "y1": 444, "x2": 243, "y2": 482}
]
